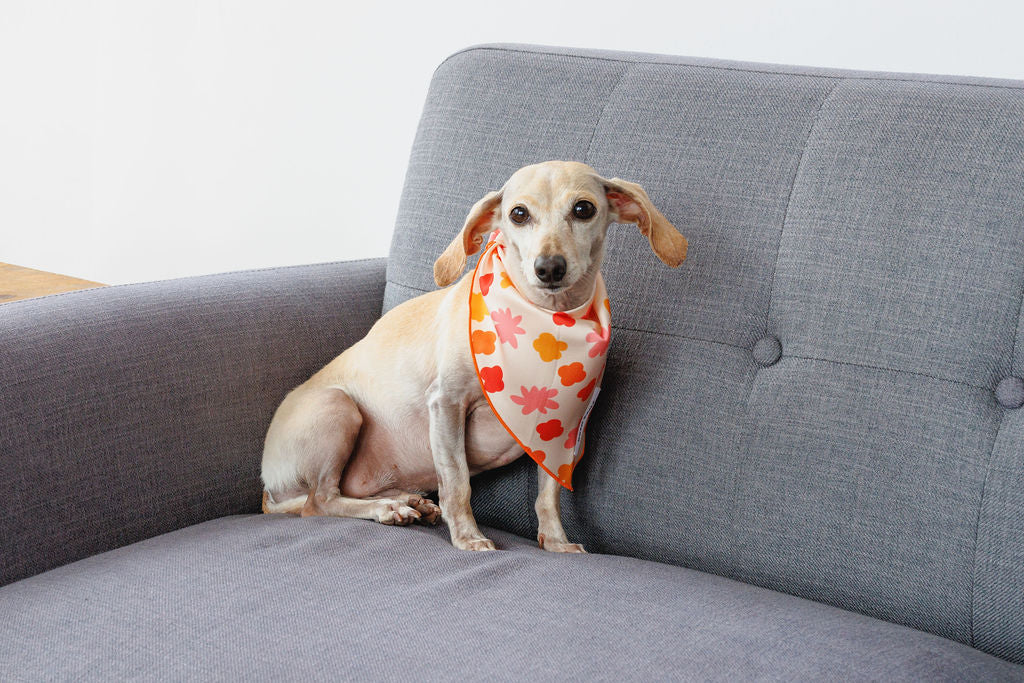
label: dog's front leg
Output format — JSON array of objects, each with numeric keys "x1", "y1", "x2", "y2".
[
  {"x1": 535, "y1": 466, "x2": 586, "y2": 553},
  {"x1": 427, "y1": 381, "x2": 496, "y2": 551}
]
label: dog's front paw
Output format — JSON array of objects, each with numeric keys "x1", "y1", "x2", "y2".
[
  {"x1": 403, "y1": 494, "x2": 441, "y2": 525},
  {"x1": 453, "y1": 537, "x2": 497, "y2": 552},
  {"x1": 538, "y1": 533, "x2": 586, "y2": 554},
  {"x1": 376, "y1": 501, "x2": 421, "y2": 526}
]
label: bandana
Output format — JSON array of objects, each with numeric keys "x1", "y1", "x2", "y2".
[{"x1": 469, "y1": 231, "x2": 610, "y2": 490}]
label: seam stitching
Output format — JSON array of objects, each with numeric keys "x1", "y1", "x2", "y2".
[
  {"x1": 762, "y1": 79, "x2": 842, "y2": 334},
  {"x1": 437, "y1": 46, "x2": 1024, "y2": 92},
  {"x1": 387, "y1": 279, "x2": 432, "y2": 293},
  {"x1": 969, "y1": 271, "x2": 1024, "y2": 646},
  {"x1": 583, "y1": 65, "x2": 631, "y2": 163},
  {"x1": 970, "y1": 413, "x2": 1006, "y2": 649},
  {"x1": 784, "y1": 353, "x2": 988, "y2": 392},
  {"x1": 1011, "y1": 273, "x2": 1024, "y2": 373},
  {"x1": 610, "y1": 324, "x2": 749, "y2": 351},
  {"x1": 1, "y1": 257, "x2": 387, "y2": 309}
]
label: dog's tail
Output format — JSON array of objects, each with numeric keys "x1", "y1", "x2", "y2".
[{"x1": 261, "y1": 490, "x2": 307, "y2": 515}]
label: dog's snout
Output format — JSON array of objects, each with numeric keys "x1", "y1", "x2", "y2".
[{"x1": 534, "y1": 255, "x2": 567, "y2": 284}]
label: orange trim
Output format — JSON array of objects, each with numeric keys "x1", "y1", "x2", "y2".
[{"x1": 467, "y1": 245, "x2": 580, "y2": 491}]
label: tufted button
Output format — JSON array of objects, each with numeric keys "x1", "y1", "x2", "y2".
[
  {"x1": 995, "y1": 376, "x2": 1024, "y2": 409},
  {"x1": 752, "y1": 336, "x2": 782, "y2": 367}
]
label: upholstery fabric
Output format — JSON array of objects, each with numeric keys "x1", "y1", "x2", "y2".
[
  {"x1": 0, "y1": 515, "x2": 1020, "y2": 681},
  {"x1": 0, "y1": 259, "x2": 386, "y2": 587},
  {"x1": 386, "y1": 45, "x2": 1024, "y2": 662}
]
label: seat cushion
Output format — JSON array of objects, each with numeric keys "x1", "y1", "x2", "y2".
[{"x1": 0, "y1": 516, "x2": 1018, "y2": 681}]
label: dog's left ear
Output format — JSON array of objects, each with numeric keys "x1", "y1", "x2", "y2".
[
  {"x1": 603, "y1": 178, "x2": 687, "y2": 267},
  {"x1": 433, "y1": 190, "x2": 503, "y2": 287}
]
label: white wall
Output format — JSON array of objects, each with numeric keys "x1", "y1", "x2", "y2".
[{"x1": 2, "y1": 0, "x2": 1022, "y2": 285}]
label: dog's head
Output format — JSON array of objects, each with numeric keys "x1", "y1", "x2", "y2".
[{"x1": 434, "y1": 160, "x2": 687, "y2": 309}]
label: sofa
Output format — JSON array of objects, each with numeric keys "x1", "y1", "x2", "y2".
[{"x1": 2, "y1": 44, "x2": 1023, "y2": 680}]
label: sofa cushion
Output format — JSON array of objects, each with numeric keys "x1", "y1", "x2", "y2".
[{"x1": 0, "y1": 516, "x2": 1018, "y2": 681}]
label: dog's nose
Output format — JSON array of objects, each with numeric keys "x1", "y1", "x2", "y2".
[{"x1": 534, "y1": 255, "x2": 567, "y2": 284}]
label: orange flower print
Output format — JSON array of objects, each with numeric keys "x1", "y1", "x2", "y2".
[
  {"x1": 491, "y1": 307, "x2": 525, "y2": 348},
  {"x1": 528, "y1": 447, "x2": 546, "y2": 463},
  {"x1": 499, "y1": 271, "x2": 513, "y2": 289},
  {"x1": 563, "y1": 425, "x2": 579, "y2": 449},
  {"x1": 478, "y1": 272, "x2": 494, "y2": 295},
  {"x1": 533, "y1": 332, "x2": 568, "y2": 362},
  {"x1": 478, "y1": 365, "x2": 503, "y2": 392},
  {"x1": 577, "y1": 378, "x2": 597, "y2": 401},
  {"x1": 471, "y1": 330, "x2": 496, "y2": 355},
  {"x1": 552, "y1": 311, "x2": 575, "y2": 327},
  {"x1": 557, "y1": 362, "x2": 586, "y2": 386},
  {"x1": 557, "y1": 464, "x2": 574, "y2": 486},
  {"x1": 470, "y1": 292, "x2": 488, "y2": 322},
  {"x1": 536, "y1": 419, "x2": 564, "y2": 441},
  {"x1": 510, "y1": 385, "x2": 559, "y2": 415},
  {"x1": 586, "y1": 326, "x2": 610, "y2": 358}
]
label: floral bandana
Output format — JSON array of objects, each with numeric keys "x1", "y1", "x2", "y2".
[{"x1": 469, "y1": 231, "x2": 611, "y2": 490}]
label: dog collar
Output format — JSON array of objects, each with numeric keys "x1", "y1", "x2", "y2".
[{"x1": 469, "y1": 231, "x2": 610, "y2": 490}]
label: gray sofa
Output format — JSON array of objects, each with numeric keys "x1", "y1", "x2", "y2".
[{"x1": 1, "y1": 44, "x2": 1023, "y2": 680}]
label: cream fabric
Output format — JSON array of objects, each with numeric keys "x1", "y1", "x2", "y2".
[{"x1": 469, "y1": 231, "x2": 610, "y2": 489}]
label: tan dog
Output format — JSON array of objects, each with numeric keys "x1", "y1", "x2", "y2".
[{"x1": 261, "y1": 160, "x2": 686, "y2": 551}]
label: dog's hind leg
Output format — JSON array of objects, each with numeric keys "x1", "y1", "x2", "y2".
[{"x1": 261, "y1": 386, "x2": 421, "y2": 525}]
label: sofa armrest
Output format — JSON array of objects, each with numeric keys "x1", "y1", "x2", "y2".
[{"x1": 0, "y1": 259, "x2": 386, "y2": 586}]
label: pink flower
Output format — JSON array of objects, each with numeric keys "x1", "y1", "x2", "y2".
[
  {"x1": 586, "y1": 326, "x2": 610, "y2": 358},
  {"x1": 510, "y1": 385, "x2": 559, "y2": 415},
  {"x1": 491, "y1": 307, "x2": 525, "y2": 348}
]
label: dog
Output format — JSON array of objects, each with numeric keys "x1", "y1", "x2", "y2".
[{"x1": 260, "y1": 160, "x2": 687, "y2": 552}]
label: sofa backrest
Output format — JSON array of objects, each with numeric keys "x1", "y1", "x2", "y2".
[{"x1": 385, "y1": 44, "x2": 1024, "y2": 663}]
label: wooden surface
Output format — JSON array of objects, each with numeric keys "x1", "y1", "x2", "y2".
[{"x1": 0, "y1": 262, "x2": 105, "y2": 304}]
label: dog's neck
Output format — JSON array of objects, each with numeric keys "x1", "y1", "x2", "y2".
[{"x1": 500, "y1": 242, "x2": 605, "y2": 312}]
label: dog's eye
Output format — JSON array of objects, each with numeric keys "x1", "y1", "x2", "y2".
[
  {"x1": 573, "y1": 200, "x2": 596, "y2": 220},
  {"x1": 509, "y1": 206, "x2": 530, "y2": 225}
]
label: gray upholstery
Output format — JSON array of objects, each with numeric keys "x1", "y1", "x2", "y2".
[
  {"x1": 0, "y1": 259, "x2": 386, "y2": 586},
  {"x1": 387, "y1": 45, "x2": 1024, "y2": 663},
  {"x1": 1, "y1": 44, "x2": 1023, "y2": 677},
  {"x1": 1, "y1": 515, "x2": 1020, "y2": 681}
]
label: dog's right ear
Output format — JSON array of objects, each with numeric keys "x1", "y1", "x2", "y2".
[
  {"x1": 602, "y1": 178, "x2": 687, "y2": 267},
  {"x1": 433, "y1": 190, "x2": 503, "y2": 287}
]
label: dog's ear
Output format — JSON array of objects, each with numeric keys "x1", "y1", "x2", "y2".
[
  {"x1": 433, "y1": 190, "x2": 503, "y2": 287},
  {"x1": 603, "y1": 178, "x2": 687, "y2": 267}
]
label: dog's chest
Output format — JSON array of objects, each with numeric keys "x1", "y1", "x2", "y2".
[{"x1": 464, "y1": 401, "x2": 524, "y2": 471}]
